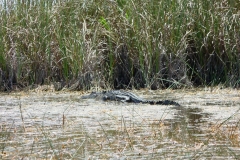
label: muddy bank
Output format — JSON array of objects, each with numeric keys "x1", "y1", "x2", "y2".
[{"x1": 0, "y1": 88, "x2": 240, "y2": 159}]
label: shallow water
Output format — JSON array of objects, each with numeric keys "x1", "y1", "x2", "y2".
[{"x1": 0, "y1": 88, "x2": 240, "y2": 159}]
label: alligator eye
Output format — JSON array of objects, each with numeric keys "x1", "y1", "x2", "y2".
[{"x1": 103, "y1": 95, "x2": 109, "y2": 100}]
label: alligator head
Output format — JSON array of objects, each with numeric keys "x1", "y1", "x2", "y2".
[{"x1": 81, "y1": 91, "x2": 106, "y2": 99}]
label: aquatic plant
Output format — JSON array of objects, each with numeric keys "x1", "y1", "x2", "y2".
[{"x1": 0, "y1": 0, "x2": 239, "y2": 91}]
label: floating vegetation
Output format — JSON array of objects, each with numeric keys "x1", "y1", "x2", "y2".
[{"x1": 0, "y1": 89, "x2": 240, "y2": 159}]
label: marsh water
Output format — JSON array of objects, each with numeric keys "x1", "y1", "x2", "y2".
[{"x1": 0, "y1": 88, "x2": 240, "y2": 159}]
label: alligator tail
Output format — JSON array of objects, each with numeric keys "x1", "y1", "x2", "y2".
[{"x1": 149, "y1": 100, "x2": 180, "y2": 106}]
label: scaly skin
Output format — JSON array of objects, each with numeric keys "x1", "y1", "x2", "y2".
[{"x1": 81, "y1": 90, "x2": 180, "y2": 106}]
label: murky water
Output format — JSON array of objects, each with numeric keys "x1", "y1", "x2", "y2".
[{"x1": 0, "y1": 88, "x2": 240, "y2": 159}]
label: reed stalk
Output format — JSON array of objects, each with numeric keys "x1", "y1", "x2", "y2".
[{"x1": 0, "y1": 0, "x2": 239, "y2": 90}]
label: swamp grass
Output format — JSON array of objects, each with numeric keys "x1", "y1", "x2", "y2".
[{"x1": 0, "y1": 0, "x2": 240, "y2": 91}]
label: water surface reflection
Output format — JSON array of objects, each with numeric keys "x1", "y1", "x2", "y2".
[{"x1": 0, "y1": 89, "x2": 240, "y2": 159}]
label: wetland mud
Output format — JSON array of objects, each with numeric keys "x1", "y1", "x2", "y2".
[{"x1": 0, "y1": 88, "x2": 240, "y2": 159}]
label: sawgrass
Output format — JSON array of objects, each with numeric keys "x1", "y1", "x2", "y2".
[{"x1": 0, "y1": 0, "x2": 240, "y2": 90}]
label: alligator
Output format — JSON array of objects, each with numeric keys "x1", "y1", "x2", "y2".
[{"x1": 81, "y1": 90, "x2": 180, "y2": 106}]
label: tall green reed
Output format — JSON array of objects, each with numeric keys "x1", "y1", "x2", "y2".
[
  {"x1": 0, "y1": 1, "x2": 7, "y2": 71},
  {"x1": 0, "y1": 0, "x2": 239, "y2": 90}
]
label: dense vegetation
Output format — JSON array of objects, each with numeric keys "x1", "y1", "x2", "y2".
[{"x1": 0, "y1": 0, "x2": 239, "y2": 91}]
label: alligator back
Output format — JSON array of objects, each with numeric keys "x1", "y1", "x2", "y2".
[{"x1": 103, "y1": 90, "x2": 147, "y2": 103}]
